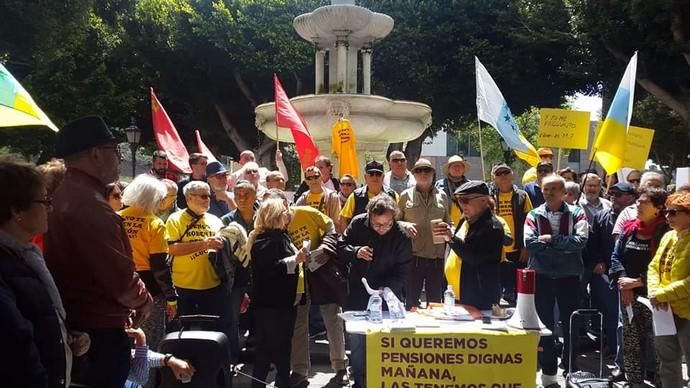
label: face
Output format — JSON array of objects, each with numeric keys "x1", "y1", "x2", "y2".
[
  {"x1": 315, "y1": 160, "x2": 331, "y2": 180},
  {"x1": 389, "y1": 155, "x2": 407, "y2": 175},
  {"x1": 609, "y1": 190, "x2": 635, "y2": 211},
  {"x1": 266, "y1": 175, "x2": 286, "y2": 190},
  {"x1": 447, "y1": 162, "x2": 465, "y2": 179},
  {"x1": 492, "y1": 169, "x2": 513, "y2": 191},
  {"x1": 15, "y1": 186, "x2": 51, "y2": 237},
  {"x1": 457, "y1": 195, "x2": 488, "y2": 220},
  {"x1": 191, "y1": 158, "x2": 208, "y2": 177},
  {"x1": 563, "y1": 190, "x2": 577, "y2": 205},
  {"x1": 583, "y1": 178, "x2": 602, "y2": 196},
  {"x1": 636, "y1": 194, "x2": 661, "y2": 222},
  {"x1": 108, "y1": 185, "x2": 123, "y2": 211},
  {"x1": 234, "y1": 187, "x2": 257, "y2": 211},
  {"x1": 561, "y1": 172, "x2": 574, "y2": 182},
  {"x1": 536, "y1": 167, "x2": 553, "y2": 185},
  {"x1": 95, "y1": 144, "x2": 122, "y2": 184},
  {"x1": 627, "y1": 172, "x2": 641, "y2": 189},
  {"x1": 159, "y1": 186, "x2": 177, "y2": 211},
  {"x1": 370, "y1": 212, "x2": 395, "y2": 236},
  {"x1": 665, "y1": 207, "x2": 690, "y2": 231},
  {"x1": 243, "y1": 167, "x2": 260, "y2": 185},
  {"x1": 413, "y1": 167, "x2": 435, "y2": 187},
  {"x1": 339, "y1": 177, "x2": 356, "y2": 196},
  {"x1": 152, "y1": 157, "x2": 168, "y2": 176},
  {"x1": 186, "y1": 187, "x2": 211, "y2": 214},
  {"x1": 305, "y1": 170, "x2": 322, "y2": 191},
  {"x1": 364, "y1": 170, "x2": 384, "y2": 192},
  {"x1": 542, "y1": 181, "x2": 565, "y2": 205},
  {"x1": 239, "y1": 151, "x2": 255, "y2": 165},
  {"x1": 642, "y1": 177, "x2": 664, "y2": 189},
  {"x1": 541, "y1": 155, "x2": 554, "y2": 164},
  {"x1": 207, "y1": 172, "x2": 229, "y2": 191}
]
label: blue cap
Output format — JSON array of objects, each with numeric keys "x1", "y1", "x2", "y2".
[
  {"x1": 610, "y1": 182, "x2": 634, "y2": 193},
  {"x1": 206, "y1": 161, "x2": 227, "y2": 177}
]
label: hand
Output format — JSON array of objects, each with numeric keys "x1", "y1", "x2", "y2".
[
  {"x1": 620, "y1": 289, "x2": 634, "y2": 306},
  {"x1": 168, "y1": 357, "x2": 196, "y2": 381},
  {"x1": 400, "y1": 221, "x2": 418, "y2": 239},
  {"x1": 618, "y1": 277, "x2": 640, "y2": 290},
  {"x1": 357, "y1": 246, "x2": 374, "y2": 261},
  {"x1": 125, "y1": 327, "x2": 147, "y2": 347},
  {"x1": 205, "y1": 236, "x2": 224, "y2": 250},
  {"x1": 433, "y1": 221, "x2": 453, "y2": 242},
  {"x1": 295, "y1": 247, "x2": 310, "y2": 264},
  {"x1": 69, "y1": 331, "x2": 91, "y2": 357},
  {"x1": 240, "y1": 293, "x2": 250, "y2": 314},
  {"x1": 519, "y1": 248, "x2": 529, "y2": 263},
  {"x1": 275, "y1": 148, "x2": 283, "y2": 162},
  {"x1": 538, "y1": 234, "x2": 552, "y2": 243},
  {"x1": 313, "y1": 246, "x2": 330, "y2": 264},
  {"x1": 166, "y1": 302, "x2": 178, "y2": 320},
  {"x1": 649, "y1": 295, "x2": 668, "y2": 311},
  {"x1": 593, "y1": 262, "x2": 606, "y2": 275},
  {"x1": 130, "y1": 309, "x2": 150, "y2": 329}
]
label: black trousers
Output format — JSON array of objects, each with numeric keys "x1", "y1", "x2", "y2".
[
  {"x1": 72, "y1": 328, "x2": 131, "y2": 388},
  {"x1": 404, "y1": 256, "x2": 444, "y2": 309},
  {"x1": 252, "y1": 306, "x2": 297, "y2": 388},
  {"x1": 176, "y1": 285, "x2": 229, "y2": 337}
]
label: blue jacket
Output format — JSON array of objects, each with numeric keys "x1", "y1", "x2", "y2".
[
  {"x1": 524, "y1": 182, "x2": 545, "y2": 208},
  {"x1": 524, "y1": 202, "x2": 588, "y2": 278}
]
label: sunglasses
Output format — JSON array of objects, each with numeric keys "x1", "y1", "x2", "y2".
[
  {"x1": 456, "y1": 195, "x2": 483, "y2": 204},
  {"x1": 306, "y1": 175, "x2": 321, "y2": 181},
  {"x1": 537, "y1": 169, "x2": 553, "y2": 174},
  {"x1": 391, "y1": 158, "x2": 406, "y2": 163},
  {"x1": 367, "y1": 171, "x2": 383, "y2": 177},
  {"x1": 609, "y1": 191, "x2": 631, "y2": 198},
  {"x1": 628, "y1": 179, "x2": 641, "y2": 184},
  {"x1": 340, "y1": 182, "x2": 355, "y2": 187},
  {"x1": 244, "y1": 169, "x2": 259, "y2": 174},
  {"x1": 413, "y1": 167, "x2": 434, "y2": 174},
  {"x1": 664, "y1": 209, "x2": 688, "y2": 217},
  {"x1": 190, "y1": 193, "x2": 211, "y2": 200},
  {"x1": 493, "y1": 170, "x2": 511, "y2": 176}
]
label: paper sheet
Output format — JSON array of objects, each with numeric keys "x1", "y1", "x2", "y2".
[
  {"x1": 637, "y1": 297, "x2": 677, "y2": 336},
  {"x1": 625, "y1": 304, "x2": 634, "y2": 324}
]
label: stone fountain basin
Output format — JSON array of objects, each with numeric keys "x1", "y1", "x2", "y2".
[{"x1": 255, "y1": 94, "x2": 432, "y2": 144}]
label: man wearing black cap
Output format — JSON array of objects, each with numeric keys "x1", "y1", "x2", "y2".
[
  {"x1": 45, "y1": 116, "x2": 153, "y2": 388},
  {"x1": 176, "y1": 153, "x2": 208, "y2": 209},
  {"x1": 339, "y1": 160, "x2": 397, "y2": 229},
  {"x1": 524, "y1": 162, "x2": 553, "y2": 208},
  {"x1": 435, "y1": 181, "x2": 506, "y2": 310},
  {"x1": 206, "y1": 161, "x2": 236, "y2": 218}
]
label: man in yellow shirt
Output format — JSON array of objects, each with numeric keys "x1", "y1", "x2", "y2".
[
  {"x1": 295, "y1": 166, "x2": 341, "y2": 227},
  {"x1": 339, "y1": 160, "x2": 398, "y2": 230},
  {"x1": 521, "y1": 147, "x2": 554, "y2": 185}
]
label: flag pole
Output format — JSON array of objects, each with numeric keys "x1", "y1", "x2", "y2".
[
  {"x1": 556, "y1": 148, "x2": 562, "y2": 171},
  {"x1": 477, "y1": 118, "x2": 487, "y2": 179},
  {"x1": 580, "y1": 149, "x2": 598, "y2": 194}
]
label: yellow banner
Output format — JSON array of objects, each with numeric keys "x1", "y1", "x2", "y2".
[
  {"x1": 623, "y1": 125, "x2": 654, "y2": 170},
  {"x1": 367, "y1": 329, "x2": 539, "y2": 387},
  {"x1": 538, "y1": 108, "x2": 590, "y2": 150}
]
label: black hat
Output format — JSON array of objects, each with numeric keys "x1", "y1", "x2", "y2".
[
  {"x1": 537, "y1": 162, "x2": 554, "y2": 171},
  {"x1": 610, "y1": 182, "x2": 635, "y2": 194},
  {"x1": 365, "y1": 160, "x2": 384, "y2": 173},
  {"x1": 56, "y1": 116, "x2": 117, "y2": 158},
  {"x1": 491, "y1": 163, "x2": 512, "y2": 175},
  {"x1": 453, "y1": 180, "x2": 489, "y2": 197}
]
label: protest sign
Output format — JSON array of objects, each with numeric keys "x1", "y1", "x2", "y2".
[
  {"x1": 538, "y1": 108, "x2": 590, "y2": 149},
  {"x1": 623, "y1": 125, "x2": 654, "y2": 170}
]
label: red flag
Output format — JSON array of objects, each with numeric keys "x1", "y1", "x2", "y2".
[
  {"x1": 274, "y1": 74, "x2": 320, "y2": 170},
  {"x1": 195, "y1": 129, "x2": 218, "y2": 163},
  {"x1": 151, "y1": 87, "x2": 191, "y2": 173}
]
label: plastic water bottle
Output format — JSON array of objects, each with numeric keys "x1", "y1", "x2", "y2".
[
  {"x1": 444, "y1": 285, "x2": 456, "y2": 313},
  {"x1": 382, "y1": 287, "x2": 406, "y2": 320},
  {"x1": 367, "y1": 292, "x2": 383, "y2": 323}
]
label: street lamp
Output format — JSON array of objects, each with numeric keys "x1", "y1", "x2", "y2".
[
  {"x1": 499, "y1": 139, "x2": 513, "y2": 165},
  {"x1": 124, "y1": 117, "x2": 141, "y2": 178}
]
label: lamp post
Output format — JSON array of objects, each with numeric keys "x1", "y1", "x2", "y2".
[
  {"x1": 124, "y1": 118, "x2": 141, "y2": 178},
  {"x1": 500, "y1": 139, "x2": 514, "y2": 165}
]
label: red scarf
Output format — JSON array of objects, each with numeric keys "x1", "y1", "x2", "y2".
[{"x1": 621, "y1": 216, "x2": 667, "y2": 257}]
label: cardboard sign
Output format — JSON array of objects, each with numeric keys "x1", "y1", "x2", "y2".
[
  {"x1": 538, "y1": 108, "x2": 591, "y2": 149},
  {"x1": 623, "y1": 126, "x2": 655, "y2": 170}
]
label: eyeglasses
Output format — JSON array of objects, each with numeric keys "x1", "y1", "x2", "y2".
[
  {"x1": 493, "y1": 170, "x2": 511, "y2": 176},
  {"x1": 413, "y1": 167, "x2": 434, "y2": 174},
  {"x1": 391, "y1": 158, "x2": 406, "y2": 163},
  {"x1": 340, "y1": 182, "x2": 355, "y2": 187},
  {"x1": 628, "y1": 179, "x2": 641, "y2": 184},
  {"x1": 32, "y1": 199, "x2": 53, "y2": 208},
  {"x1": 664, "y1": 209, "x2": 688, "y2": 217},
  {"x1": 190, "y1": 193, "x2": 211, "y2": 200},
  {"x1": 371, "y1": 221, "x2": 394, "y2": 230},
  {"x1": 367, "y1": 171, "x2": 383, "y2": 177},
  {"x1": 306, "y1": 175, "x2": 321, "y2": 181},
  {"x1": 244, "y1": 169, "x2": 259, "y2": 174}
]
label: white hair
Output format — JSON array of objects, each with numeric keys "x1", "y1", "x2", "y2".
[
  {"x1": 565, "y1": 181, "x2": 581, "y2": 198},
  {"x1": 183, "y1": 181, "x2": 210, "y2": 197},
  {"x1": 122, "y1": 174, "x2": 167, "y2": 212},
  {"x1": 580, "y1": 173, "x2": 601, "y2": 184},
  {"x1": 161, "y1": 178, "x2": 178, "y2": 192},
  {"x1": 641, "y1": 171, "x2": 665, "y2": 188}
]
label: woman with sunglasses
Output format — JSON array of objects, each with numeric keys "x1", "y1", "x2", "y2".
[
  {"x1": 609, "y1": 187, "x2": 669, "y2": 386},
  {"x1": 106, "y1": 181, "x2": 126, "y2": 211},
  {"x1": 647, "y1": 191, "x2": 690, "y2": 387}
]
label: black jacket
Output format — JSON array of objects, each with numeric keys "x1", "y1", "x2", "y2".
[
  {"x1": 490, "y1": 185, "x2": 529, "y2": 250},
  {"x1": 337, "y1": 214, "x2": 413, "y2": 311},
  {"x1": 448, "y1": 210, "x2": 504, "y2": 310},
  {"x1": 307, "y1": 233, "x2": 348, "y2": 306},
  {"x1": 350, "y1": 186, "x2": 398, "y2": 218},
  {"x1": 250, "y1": 229, "x2": 299, "y2": 308},
  {"x1": 0, "y1": 245, "x2": 66, "y2": 388}
]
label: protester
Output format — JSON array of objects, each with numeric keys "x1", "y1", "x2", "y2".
[
  {"x1": 124, "y1": 327, "x2": 195, "y2": 388},
  {"x1": 613, "y1": 171, "x2": 666, "y2": 237},
  {"x1": 338, "y1": 173, "x2": 357, "y2": 206},
  {"x1": 435, "y1": 155, "x2": 470, "y2": 225},
  {"x1": 436, "y1": 181, "x2": 505, "y2": 310},
  {"x1": 524, "y1": 175, "x2": 588, "y2": 388},
  {"x1": 647, "y1": 191, "x2": 690, "y2": 387},
  {"x1": 296, "y1": 166, "x2": 341, "y2": 225},
  {"x1": 522, "y1": 147, "x2": 554, "y2": 185},
  {"x1": 339, "y1": 160, "x2": 398, "y2": 229},
  {"x1": 338, "y1": 194, "x2": 413, "y2": 388},
  {"x1": 32, "y1": 159, "x2": 67, "y2": 250},
  {"x1": 149, "y1": 150, "x2": 177, "y2": 182},
  {"x1": 609, "y1": 187, "x2": 668, "y2": 386},
  {"x1": 626, "y1": 169, "x2": 642, "y2": 190},
  {"x1": 205, "y1": 161, "x2": 236, "y2": 218},
  {"x1": 45, "y1": 116, "x2": 152, "y2": 388},
  {"x1": 176, "y1": 153, "x2": 208, "y2": 209},
  {"x1": 398, "y1": 158, "x2": 450, "y2": 309},
  {"x1": 579, "y1": 173, "x2": 611, "y2": 223},
  {"x1": 165, "y1": 181, "x2": 227, "y2": 335},
  {"x1": 558, "y1": 167, "x2": 577, "y2": 183},
  {"x1": 563, "y1": 181, "x2": 581, "y2": 205},
  {"x1": 524, "y1": 162, "x2": 553, "y2": 208},
  {"x1": 229, "y1": 149, "x2": 288, "y2": 190},
  {"x1": 107, "y1": 181, "x2": 125, "y2": 211},
  {"x1": 119, "y1": 174, "x2": 178, "y2": 355},
  {"x1": 247, "y1": 198, "x2": 307, "y2": 388},
  {"x1": 0, "y1": 155, "x2": 90, "y2": 387},
  {"x1": 239, "y1": 161, "x2": 268, "y2": 201},
  {"x1": 489, "y1": 163, "x2": 532, "y2": 304},
  {"x1": 266, "y1": 170, "x2": 287, "y2": 190},
  {"x1": 157, "y1": 179, "x2": 179, "y2": 223},
  {"x1": 383, "y1": 150, "x2": 415, "y2": 194},
  {"x1": 294, "y1": 155, "x2": 340, "y2": 201}
]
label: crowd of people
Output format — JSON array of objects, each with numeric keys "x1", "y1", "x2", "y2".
[{"x1": 1, "y1": 115, "x2": 689, "y2": 388}]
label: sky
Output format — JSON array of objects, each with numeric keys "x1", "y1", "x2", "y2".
[{"x1": 568, "y1": 93, "x2": 602, "y2": 121}]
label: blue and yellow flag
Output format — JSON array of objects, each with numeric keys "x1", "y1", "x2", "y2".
[
  {"x1": 0, "y1": 63, "x2": 57, "y2": 131},
  {"x1": 592, "y1": 52, "x2": 638, "y2": 174}
]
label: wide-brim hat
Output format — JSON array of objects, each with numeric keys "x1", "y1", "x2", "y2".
[
  {"x1": 537, "y1": 147, "x2": 554, "y2": 157},
  {"x1": 411, "y1": 158, "x2": 435, "y2": 173},
  {"x1": 55, "y1": 116, "x2": 118, "y2": 158},
  {"x1": 443, "y1": 155, "x2": 471, "y2": 175}
]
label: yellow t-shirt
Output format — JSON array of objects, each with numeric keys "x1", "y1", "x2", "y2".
[
  {"x1": 305, "y1": 192, "x2": 325, "y2": 214},
  {"x1": 288, "y1": 206, "x2": 332, "y2": 249},
  {"x1": 118, "y1": 207, "x2": 168, "y2": 271},
  {"x1": 165, "y1": 209, "x2": 224, "y2": 290},
  {"x1": 522, "y1": 167, "x2": 537, "y2": 185},
  {"x1": 339, "y1": 190, "x2": 400, "y2": 220},
  {"x1": 496, "y1": 192, "x2": 533, "y2": 252}
]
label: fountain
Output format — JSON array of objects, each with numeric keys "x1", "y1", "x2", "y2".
[{"x1": 254, "y1": 0, "x2": 432, "y2": 175}]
